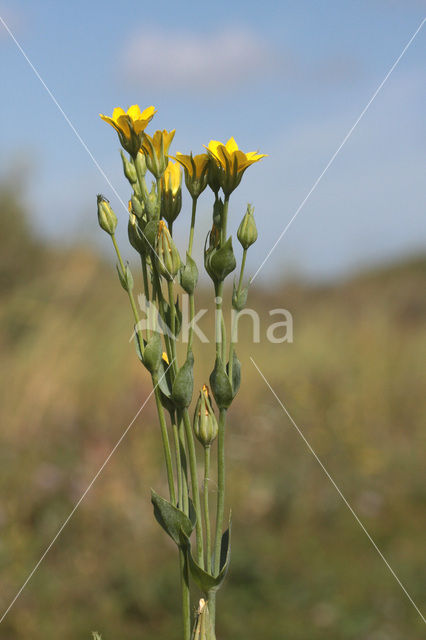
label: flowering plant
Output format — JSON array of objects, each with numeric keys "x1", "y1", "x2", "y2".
[{"x1": 97, "y1": 104, "x2": 265, "y2": 639}]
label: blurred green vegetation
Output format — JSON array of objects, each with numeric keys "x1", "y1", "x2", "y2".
[{"x1": 0, "y1": 181, "x2": 425, "y2": 639}]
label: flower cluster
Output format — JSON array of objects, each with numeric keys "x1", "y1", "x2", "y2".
[{"x1": 96, "y1": 104, "x2": 265, "y2": 640}]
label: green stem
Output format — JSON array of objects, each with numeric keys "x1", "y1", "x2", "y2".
[
  {"x1": 186, "y1": 198, "x2": 198, "y2": 356},
  {"x1": 111, "y1": 234, "x2": 144, "y2": 355},
  {"x1": 170, "y1": 411, "x2": 183, "y2": 509},
  {"x1": 188, "y1": 197, "x2": 197, "y2": 256},
  {"x1": 179, "y1": 547, "x2": 191, "y2": 640},
  {"x1": 228, "y1": 247, "x2": 247, "y2": 384},
  {"x1": 152, "y1": 379, "x2": 176, "y2": 504},
  {"x1": 221, "y1": 196, "x2": 229, "y2": 245},
  {"x1": 178, "y1": 414, "x2": 189, "y2": 515},
  {"x1": 213, "y1": 408, "x2": 227, "y2": 576},
  {"x1": 203, "y1": 446, "x2": 212, "y2": 572},
  {"x1": 182, "y1": 408, "x2": 204, "y2": 568}
]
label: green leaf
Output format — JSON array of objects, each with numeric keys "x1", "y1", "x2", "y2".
[
  {"x1": 151, "y1": 489, "x2": 195, "y2": 546},
  {"x1": 209, "y1": 357, "x2": 233, "y2": 409},
  {"x1": 180, "y1": 518, "x2": 232, "y2": 595}
]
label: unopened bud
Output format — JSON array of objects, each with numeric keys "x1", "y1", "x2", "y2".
[
  {"x1": 120, "y1": 150, "x2": 137, "y2": 184},
  {"x1": 237, "y1": 204, "x2": 257, "y2": 249},
  {"x1": 97, "y1": 195, "x2": 117, "y2": 236},
  {"x1": 193, "y1": 385, "x2": 218, "y2": 446}
]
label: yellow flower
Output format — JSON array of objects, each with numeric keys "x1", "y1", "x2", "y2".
[
  {"x1": 161, "y1": 160, "x2": 182, "y2": 225},
  {"x1": 100, "y1": 105, "x2": 156, "y2": 157},
  {"x1": 163, "y1": 160, "x2": 182, "y2": 196},
  {"x1": 204, "y1": 137, "x2": 266, "y2": 196},
  {"x1": 140, "y1": 129, "x2": 175, "y2": 179},
  {"x1": 173, "y1": 152, "x2": 210, "y2": 199}
]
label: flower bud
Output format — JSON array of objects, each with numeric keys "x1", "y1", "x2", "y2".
[
  {"x1": 237, "y1": 204, "x2": 257, "y2": 249},
  {"x1": 179, "y1": 252, "x2": 199, "y2": 294},
  {"x1": 209, "y1": 356, "x2": 233, "y2": 409},
  {"x1": 135, "y1": 150, "x2": 147, "y2": 177},
  {"x1": 128, "y1": 212, "x2": 146, "y2": 255},
  {"x1": 142, "y1": 331, "x2": 162, "y2": 374},
  {"x1": 232, "y1": 282, "x2": 248, "y2": 311},
  {"x1": 172, "y1": 351, "x2": 194, "y2": 408},
  {"x1": 120, "y1": 150, "x2": 137, "y2": 184},
  {"x1": 97, "y1": 195, "x2": 117, "y2": 236},
  {"x1": 208, "y1": 236, "x2": 236, "y2": 283},
  {"x1": 157, "y1": 220, "x2": 181, "y2": 280},
  {"x1": 204, "y1": 224, "x2": 220, "y2": 283},
  {"x1": 193, "y1": 385, "x2": 218, "y2": 446}
]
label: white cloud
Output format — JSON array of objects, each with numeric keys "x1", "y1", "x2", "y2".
[{"x1": 121, "y1": 26, "x2": 277, "y2": 90}]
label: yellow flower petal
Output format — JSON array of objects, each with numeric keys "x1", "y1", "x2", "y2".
[{"x1": 225, "y1": 136, "x2": 239, "y2": 153}]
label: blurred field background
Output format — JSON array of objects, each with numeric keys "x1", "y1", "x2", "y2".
[{"x1": 0, "y1": 179, "x2": 425, "y2": 640}]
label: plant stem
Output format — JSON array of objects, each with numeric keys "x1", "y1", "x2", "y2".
[
  {"x1": 179, "y1": 547, "x2": 191, "y2": 640},
  {"x1": 228, "y1": 247, "x2": 247, "y2": 384},
  {"x1": 187, "y1": 197, "x2": 198, "y2": 356},
  {"x1": 111, "y1": 234, "x2": 144, "y2": 355},
  {"x1": 178, "y1": 414, "x2": 189, "y2": 515},
  {"x1": 170, "y1": 411, "x2": 183, "y2": 509},
  {"x1": 182, "y1": 408, "x2": 204, "y2": 568},
  {"x1": 203, "y1": 446, "x2": 212, "y2": 572},
  {"x1": 213, "y1": 408, "x2": 227, "y2": 576},
  {"x1": 188, "y1": 197, "x2": 197, "y2": 256},
  {"x1": 152, "y1": 378, "x2": 176, "y2": 504}
]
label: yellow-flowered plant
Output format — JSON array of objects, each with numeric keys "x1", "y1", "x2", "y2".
[
  {"x1": 140, "y1": 129, "x2": 176, "y2": 178},
  {"x1": 205, "y1": 137, "x2": 267, "y2": 196},
  {"x1": 161, "y1": 160, "x2": 182, "y2": 226},
  {"x1": 174, "y1": 152, "x2": 210, "y2": 199},
  {"x1": 100, "y1": 105, "x2": 156, "y2": 157},
  {"x1": 97, "y1": 104, "x2": 265, "y2": 640}
]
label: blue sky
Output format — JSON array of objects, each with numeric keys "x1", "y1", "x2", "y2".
[{"x1": 0, "y1": 0, "x2": 425, "y2": 282}]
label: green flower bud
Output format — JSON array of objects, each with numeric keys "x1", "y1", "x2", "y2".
[
  {"x1": 232, "y1": 281, "x2": 248, "y2": 311},
  {"x1": 171, "y1": 351, "x2": 194, "y2": 408},
  {"x1": 120, "y1": 150, "x2": 137, "y2": 184},
  {"x1": 128, "y1": 212, "x2": 146, "y2": 255},
  {"x1": 157, "y1": 221, "x2": 181, "y2": 280},
  {"x1": 209, "y1": 236, "x2": 236, "y2": 283},
  {"x1": 130, "y1": 193, "x2": 145, "y2": 218},
  {"x1": 209, "y1": 356, "x2": 233, "y2": 409},
  {"x1": 134, "y1": 150, "x2": 147, "y2": 177},
  {"x1": 204, "y1": 224, "x2": 220, "y2": 283},
  {"x1": 179, "y1": 253, "x2": 199, "y2": 294},
  {"x1": 116, "y1": 263, "x2": 134, "y2": 292},
  {"x1": 193, "y1": 385, "x2": 218, "y2": 447},
  {"x1": 97, "y1": 195, "x2": 117, "y2": 236},
  {"x1": 142, "y1": 331, "x2": 162, "y2": 374},
  {"x1": 237, "y1": 204, "x2": 258, "y2": 249}
]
